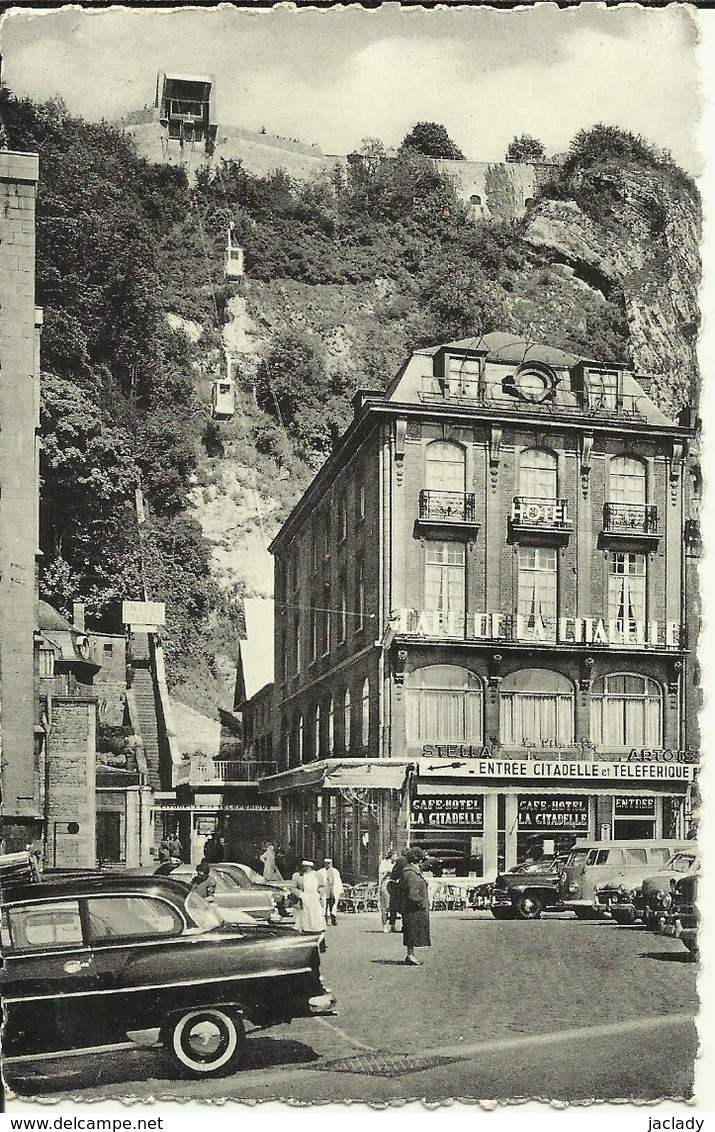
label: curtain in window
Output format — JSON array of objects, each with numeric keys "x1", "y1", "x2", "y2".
[
  {"x1": 314, "y1": 705, "x2": 321, "y2": 761},
  {"x1": 520, "y1": 449, "x2": 557, "y2": 498},
  {"x1": 425, "y1": 542, "x2": 466, "y2": 617},
  {"x1": 608, "y1": 553, "x2": 646, "y2": 625},
  {"x1": 328, "y1": 698, "x2": 334, "y2": 754},
  {"x1": 610, "y1": 457, "x2": 646, "y2": 504},
  {"x1": 425, "y1": 441, "x2": 466, "y2": 492},
  {"x1": 517, "y1": 547, "x2": 557, "y2": 633},
  {"x1": 499, "y1": 669, "x2": 574, "y2": 746},
  {"x1": 344, "y1": 689, "x2": 351, "y2": 752},
  {"x1": 590, "y1": 674, "x2": 662, "y2": 748},
  {"x1": 405, "y1": 666, "x2": 482, "y2": 743}
]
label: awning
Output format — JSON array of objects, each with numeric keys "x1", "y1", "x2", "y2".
[{"x1": 260, "y1": 759, "x2": 414, "y2": 796}]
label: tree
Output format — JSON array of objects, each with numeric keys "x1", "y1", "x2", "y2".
[
  {"x1": 505, "y1": 134, "x2": 546, "y2": 163},
  {"x1": 400, "y1": 122, "x2": 465, "y2": 161}
]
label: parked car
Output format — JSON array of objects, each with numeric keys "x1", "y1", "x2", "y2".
[
  {"x1": 558, "y1": 840, "x2": 690, "y2": 919},
  {"x1": 639, "y1": 847, "x2": 699, "y2": 930},
  {"x1": 0, "y1": 873, "x2": 335, "y2": 1079},
  {"x1": 489, "y1": 854, "x2": 568, "y2": 920},
  {"x1": 596, "y1": 846, "x2": 699, "y2": 927},
  {"x1": 662, "y1": 873, "x2": 699, "y2": 961},
  {"x1": 155, "y1": 862, "x2": 291, "y2": 922}
]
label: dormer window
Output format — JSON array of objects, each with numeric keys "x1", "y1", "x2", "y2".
[
  {"x1": 445, "y1": 354, "x2": 481, "y2": 399},
  {"x1": 587, "y1": 369, "x2": 620, "y2": 411}
]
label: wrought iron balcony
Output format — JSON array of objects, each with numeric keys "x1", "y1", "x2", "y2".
[
  {"x1": 417, "y1": 490, "x2": 479, "y2": 535},
  {"x1": 602, "y1": 503, "x2": 659, "y2": 545},
  {"x1": 509, "y1": 497, "x2": 572, "y2": 544}
]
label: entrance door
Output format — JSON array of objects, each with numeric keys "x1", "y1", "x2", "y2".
[{"x1": 96, "y1": 812, "x2": 121, "y2": 864}]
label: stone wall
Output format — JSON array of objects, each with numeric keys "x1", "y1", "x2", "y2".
[{"x1": 46, "y1": 697, "x2": 97, "y2": 868}]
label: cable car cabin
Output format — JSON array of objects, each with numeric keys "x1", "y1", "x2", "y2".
[
  {"x1": 211, "y1": 378, "x2": 235, "y2": 421},
  {"x1": 225, "y1": 230, "x2": 244, "y2": 280},
  {"x1": 155, "y1": 71, "x2": 216, "y2": 145}
]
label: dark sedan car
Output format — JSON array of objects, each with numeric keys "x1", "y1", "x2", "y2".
[
  {"x1": 489, "y1": 855, "x2": 568, "y2": 920},
  {"x1": 662, "y1": 873, "x2": 699, "y2": 961},
  {"x1": 0, "y1": 873, "x2": 335, "y2": 1079},
  {"x1": 156, "y1": 861, "x2": 291, "y2": 922}
]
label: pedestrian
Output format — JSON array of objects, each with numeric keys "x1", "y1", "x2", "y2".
[
  {"x1": 388, "y1": 850, "x2": 407, "y2": 932},
  {"x1": 158, "y1": 839, "x2": 171, "y2": 865},
  {"x1": 204, "y1": 831, "x2": 225, "y2": 864},
  {"x1": 316, "y1": 857, "x2": 344, "y2": 926},
  {"x1": 291, "y1": 860, "x2": 327, "y2": 952},
  {"x1": 168, "y1": 833, "x2": 183, "y2": 861},
  {"x1": 400, "y1": 847, "x2": 431, "y2": 966},
  {"x1": 190, "y1": 860, "x2": 216, "y2": 902},
  {"x1": 260, "y1": 841, "x2": 284, "y2": 883},
  {"x1": 378, "y1": 851, "x2": 397, "y2": 932}
]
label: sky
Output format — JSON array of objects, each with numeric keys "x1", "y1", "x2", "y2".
[{"x1": 0, "y1": 4, "x2": 702, "y2": 173}]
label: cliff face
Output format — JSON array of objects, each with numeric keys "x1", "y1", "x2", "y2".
[{"x1": 522, "y1": 164, "x2": 700, "y2": 415}]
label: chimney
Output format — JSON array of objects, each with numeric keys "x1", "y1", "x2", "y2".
[{"x1": 73, "y1": 601, "x2": 85, "y2": 631}]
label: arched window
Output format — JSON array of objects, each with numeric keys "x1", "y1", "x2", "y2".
[
  {"x1": 406, "y1": 665, "x2": 483, "y2": 743},
  {"x1": 470, "y1": 193, "x2": 482, "y2": 207},
  {"x1": 425, "y1": 441, "x2": 466, "y2": 493},
  {"x1": 520, "y1": 449, "x2": 557, "y2": 498},
  {"x1": 314, "y1": 704, "x2": 321, "y2": 761},
  {"x1": 344, "y1": 688, "x2": 351, "y2": 752},
  {"x1": 328, "y1": 697, "x2": 334, "y2": 755},
  {"x1": 361, "y1": 679, "x2": 370, "y2": 747},
  {"x1": 590, "y1": 673, "x2": 662, "y2": 749},
  {"x1": 499, "y1": 669, "x2": 574, "y2": 747},
  {"x1": 609, "y1": 457, "x2": 646, "y2": 505}
]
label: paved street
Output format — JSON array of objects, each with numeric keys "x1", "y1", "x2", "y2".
[{"x1": 6, "y1": 911, "x2": 697, "y2": 1106}]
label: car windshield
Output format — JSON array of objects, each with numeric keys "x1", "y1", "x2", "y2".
[
  {"x1": 566, "y1": 849, "x2": 589, "y2": 868},
  {"x1": 669, "y1": 853, "x2": 698, "y2": 873},
  {"x1": 215, "y1": 867, "x2": 251, "y2": 889},
  {"x1": 237, "y1": 864, "x2": 266, "y2": 885},
  {"x1": 185, "y1": 890, "x2": 225, "y2": 930}
]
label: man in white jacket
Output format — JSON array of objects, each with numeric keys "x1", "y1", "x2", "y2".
[{"x1": 316, "y1": 857, "x2": 344, "y2": 926}]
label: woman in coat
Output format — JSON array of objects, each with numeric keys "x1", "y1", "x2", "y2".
[
  {"x1": 291, "y1": 860, "x2": 327, "y2": 951},
  {"x1": 400, "y1": 847, "x2": 431, "y2": 965}
]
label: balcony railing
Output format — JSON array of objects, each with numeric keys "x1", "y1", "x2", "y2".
[
  {"x1": 603, "y1": 502, "x2": 659, "y2": 536},
  {"x1": 511, "y1": 497, "x2": 571, "y2": 530},
  {"x1": 174, "y1": 759, "x2": 277, "y2": 787},
  {"x1": 418, "y1": 490, "x2": 477, "y2": 525}
]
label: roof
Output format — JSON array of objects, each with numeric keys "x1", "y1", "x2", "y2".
[
  {"x1": 37, "y1": 600, "x2": 73, "y2": 633},
  {"x1": 417, "y1": 332, "x2": 590, "y2": 370},
  {"x1": 235, "y1": 599, "x2": 275, "y2": 706},
  {"x1": 0, "y1": 872, "x2": 191, "y2": 903},
  {"x1": 162, "y1": 73, "x2": 213, "y2": 88}
]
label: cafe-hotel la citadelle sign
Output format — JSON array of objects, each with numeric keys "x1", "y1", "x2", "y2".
[{"x1": 394, "y1": 609, "x2": 683, "y2": 649}]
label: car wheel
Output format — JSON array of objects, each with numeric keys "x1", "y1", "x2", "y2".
[
  {"x1": 515, "y1": 894, "x2": 542, "y2": 920},
  {"x1": 490, "y1": 907, "x2": 514, "y2": 920},
  {"x1": 162, "y1": 1008, "x2": 246, "y2": 1078}
]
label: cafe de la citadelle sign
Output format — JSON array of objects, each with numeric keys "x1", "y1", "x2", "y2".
[{"x1": 394, "y1": 609, "x2": 683, "y2": 649}]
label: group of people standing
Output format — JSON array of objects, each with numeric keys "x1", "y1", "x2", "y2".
[{"x1": 379, "y1": 847, "x2": 431, "y2": 966}]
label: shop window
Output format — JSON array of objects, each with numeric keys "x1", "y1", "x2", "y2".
[
  {"x1": 425, "y1": 441, "x2": 466, "y2": 493},
  {"x1": 499, "y1": 669, "x2": 574, "y2": 747},
  {"x1": 406, "y1": 665, "x2": 483, "y2": 743},
  {"x1": 361, "y1": 679, "x2": 370, "y2": 746},
  {"x1": 590, "y1": 673, "x2": 662, "y2": 749},
  {"x1": 517, "y1": 547, "x2": 557, "y2": 639},
  {"x1": 609, "y1": 456, "x2": 646, "y2": 504},
  {"x1": 608, "y1": 552, "x2": 646, "y2": 631},
  {"x1": 425, "y1": 541, "x2": 466, "y2": 619},
  {"x1": 519, "y1": 449, "x2": 557, "y2": 498},
  {"x1": 344, "y1": 688, "x2": 351, "y2": 752}
]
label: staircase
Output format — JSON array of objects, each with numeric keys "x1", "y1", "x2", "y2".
[{"x1": 127, "y1": 632, "x2": 163, "y2": 789}]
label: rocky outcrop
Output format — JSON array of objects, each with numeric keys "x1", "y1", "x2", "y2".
[{"x1": 523, "y1": 166, "x2": 700, "y2": 415}]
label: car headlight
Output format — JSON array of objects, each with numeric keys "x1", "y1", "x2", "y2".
[
  {"x1": 568, "y1": 882, "x2": 579, "y2": 895},
  {"x1": 618, "y1": 885, "x2": 628, "y2": 896},
  {"x1": 629, "y1": 889, "x2": 639, "y2": 901},
  {"x1": 661, "y1": 893, "x2": 673, "y2": 910}
]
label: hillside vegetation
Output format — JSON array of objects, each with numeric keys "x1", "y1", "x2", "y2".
[{"x1": 0, "y1": 92, "x2": 700, "y2": 715}]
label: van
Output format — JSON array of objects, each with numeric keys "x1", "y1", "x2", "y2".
[{"x1": 558, "y1": 840, "x2": 691, "y2": 918}]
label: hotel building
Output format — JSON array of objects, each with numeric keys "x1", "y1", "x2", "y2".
[{"x1": 260, "y1": 333, "x2": 699, "y2": 881}]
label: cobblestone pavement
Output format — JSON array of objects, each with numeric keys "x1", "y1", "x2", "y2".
[{"x1": 5, "y1": 911, "x2": 698, "y2": 1106}]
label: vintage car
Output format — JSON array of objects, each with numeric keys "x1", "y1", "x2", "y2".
[
  {"x1": 558, "y1": 839, "x2": 690, "y2": 918},
  {"x1": 489, "y1": 855, "x2": 568, "y2": 920},
  {"x1": 662, "y1": 873, "x2": 699, "y2": 960},
  {"x1": 595, "y1": 846, "x2": 699, "y2": 927},
  {"x1": 0, "y1": 873, "x2": 335, "y2": 1079},
  {"x1": 156, "y1": 861, "x2": 291, "y2": 922}
]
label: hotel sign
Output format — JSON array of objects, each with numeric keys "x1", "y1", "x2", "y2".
[
  {"x1": 518, "y1": 796, "x2": 589, "y2": 831},
  {"x1": 394, "y1": 609, "x2": 682, "y2": 650},
  {"x1": 410, "y1": 795, "x2": 483, "y2": 831},
  {"x1": 416, "y1": 756, "x2": 695, "y2": 782}
]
